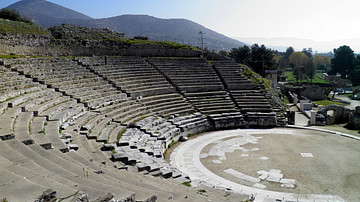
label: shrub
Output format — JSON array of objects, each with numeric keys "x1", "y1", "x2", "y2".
[{"x1": 0, "y1": 8, "x2": 32, "y2": 23}]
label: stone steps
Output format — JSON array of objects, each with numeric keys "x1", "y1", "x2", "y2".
[
  {"x1": 86, "y1": 118, "x2": 111, "y2": 140},
  {"x1": 13, "y1": 111, "x2": 34, "y2": 144},
  {"x1": 0, "y1": 140, "x2": 119, "y2": 201},
  {"x1": 32, "y1": 96, "x2": 72, "y2": 117},
  {"x1": 29, "y1": 145, "x2": 154, "y2": 201},
  {"x1": 0, "y1": 164, "x2": 47, "y2": 201},
  {"x1": 0, "y1": 154, "x2": 77, "y2": 200},
  {"x1": 0, "y1": 107, "x2": 21, "y2": 141},
  {"x1": 44, "y1": 121, "x2": 69, "y2": 152},
  {"x1": 30, "y1": 116, "x2": 53, "y2": 149},
  {"x1": 108, "y1": 124, "x2": 126, "y2": 144}
]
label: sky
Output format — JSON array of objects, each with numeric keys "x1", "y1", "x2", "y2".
[{"x1": 1, "y1": 0, "x2": 360, "y2": 52}]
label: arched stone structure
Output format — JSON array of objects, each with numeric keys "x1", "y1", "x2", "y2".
[{"x1": 321, "y1": 105, "x2": 351, "y2": 125}]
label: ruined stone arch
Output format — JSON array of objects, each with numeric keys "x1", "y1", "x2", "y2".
[{"x1": 321, "y1": 105, "x2": 350, "y2": 125}]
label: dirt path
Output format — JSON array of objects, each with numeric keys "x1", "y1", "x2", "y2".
[{"x1": 335, "y1": 95, "x2": 360, "y2": 110}]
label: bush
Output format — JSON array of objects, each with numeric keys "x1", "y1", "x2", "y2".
[{"x1": 0, "y1": 8, "x2": 32, "y2": 24}]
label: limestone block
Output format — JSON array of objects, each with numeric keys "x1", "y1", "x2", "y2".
[
  {"x1": 253, "y1": 183, "x2": 266, "y2": 189},
  {"x1": 281, "y1": 183, "x2": 295, "y2": 189},
  {"x1": 280, "y1": 178, "x2": 295, "y2": 184}
]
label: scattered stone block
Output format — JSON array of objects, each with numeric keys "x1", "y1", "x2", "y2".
[
  {"x1": 171, "y1": 170, "x2": 182, "y2": 178},
  {"x1": 160, "y1": 168, "x2": 172, "y2": 178},
  {"x1": 269, "y1": 169, "x2": 281, "y2": 174},
  {"x1": 67, "y1": 144, "x2": 79, "y2": 150},
  {"x1": 149, "y1": 170, "x2": 162, "y2": 176},
  {"x1": 101, "y1": 143, "x2": 116, "y2": 151},
  {"x1": 175, "y1": 176, "x2": 191, "y2": 184},
  {"x1": 266, "y1": 173, "x2": 283, "y2": 183},
  {"x1": 38, "y1": 189, "x2": 57, "y2": 201},
  {"x1": 219, "y1": 156, "x2": 226, "y2": 161},
  {"x1": 22, "y1": 139, "x2": 34, "y2": 145},
  {"x1": 212, "y1": 160, "x2": 222, "y2": 164},
  {"x1": 40, "y1": 143, "x2": 53, "y2": 150},
  {"x1": 95, "y1": 192, "x2": 115, "y2": 201},
  {"x1": 111, "y1": 152, "x2": 127, "y2": 162},
  {"x1": 224, "y1": 169, "x2": 260, "y2": 183},
  {"x1": 200, "y1": 153, "x2": 208, "y2": 158},
  {"x1": 257, "y1": 170, "x2": 268, "y2": 175},
  {"x1": 259, "y1": 156, "x2": 269, "y2": 160},
  {"x1": 253, "y1": 183, "x2": 266, "y2": 189},
  {"x1": 281, "y1": 183, "x2": 295, "y2": 189},
  {"x1": 258, "y1": 174, "x2": 268, "y2": 180},
  {"x1": 280, "y1": 178, "x2": 295, "y2": 184}
]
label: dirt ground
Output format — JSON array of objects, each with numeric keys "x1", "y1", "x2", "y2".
[{"x1": 199, "y1": 129, "x2": 360, "y2": 201}]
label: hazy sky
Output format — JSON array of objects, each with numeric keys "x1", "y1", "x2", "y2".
[{"x1": 1, "y1": 0, "x2": 360, "y2": 51}]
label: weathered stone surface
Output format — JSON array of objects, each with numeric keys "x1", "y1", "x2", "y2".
[
  {"x1": 37, "y1": 189, "x2": 57, "y2": 202},
  {"x1": 253, "y1": 183, "x2": 266, "y2": 189},
  {"x1": 93, "y1": 192, "x2": 114, "y2": 202}
]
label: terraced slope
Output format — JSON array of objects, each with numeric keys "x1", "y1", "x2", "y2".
[{"x1": 0, "y1": 56, "x2": 286, "y2": 201}]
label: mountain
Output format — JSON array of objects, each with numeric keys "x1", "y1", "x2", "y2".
[
  {"x1": 89, "y1": 15, "x2": 244, "y2": 51},
  {"x1": 6, "y1": 0, "x2": 244, "y2": 51},
  {"x1": 7, "y1": 0, "x2": 93, "y2": 27}
]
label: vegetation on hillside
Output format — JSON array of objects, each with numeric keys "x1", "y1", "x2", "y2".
[
  {"x1": 284, "y1": 71, "x2": 328, "y2": 84},
  {"x1": 312, "y1": 99, "x2": 346, "y2": 107},
  {"x1": 49, "y1": 24, "x2": 125, "y2": 41},
  {"x1": 123, "y1": 39, "x2": 198, "y2": 50},
  {"x1": 0, "y1": 18, "x2": 50, "y2": 35},
  {"x1": 225, "y1": 43, "x2": 360, "y2": 89},
  {"x1": 49, "y1": 24, "x2": 198, "y2": 50},
  {"x1": 0, "y1": 8, "x2": 31, "y2": 23}
]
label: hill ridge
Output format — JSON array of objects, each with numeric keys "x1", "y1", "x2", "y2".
[{"x1": 6, "y1": 0, "x2": 244, "y2": 51}]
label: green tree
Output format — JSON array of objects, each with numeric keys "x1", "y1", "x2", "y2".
[
  {"x1": 313, "y1": 55, "x2": 331, "y2": 71},
  {"x1": 302, "y1": 48, "x2": 313, "y2": 58},
  {"x1": 289, "y1": 52, "x2": 308, "y2": 68},
  {"x1": 249, "y1": 44, "x2": 275, "y2": 76},
  {"x1": 228, "y1": 45, "x2": 251, "y2": 64},
  {"x1": 278, "y1": 56, "x2": 288, "y2": 69},
  {"x1": 229, "y1": 44, "x2": 275, "y2": 75},
  {"x1": 218, "y1": 50, "x2": 228, "y2": 57},
  {"x1": 284, "y1": 46, "x2": 295, "y2": 59},
  {"x1": 305, "y1": 60, "x2": 315, "y2": 83},
  {"x1": 289, "y1": 52, "x2": 308, "y2": 82},
  {"x1": 331, "y1": 45, "x2": 355, "y2": 78},
  {"x1": 351, "y1": 55, "x2": 360, "y2": 86},
  {"x1": 0, "y1": 8, "x2": 31, "y2": 23}
]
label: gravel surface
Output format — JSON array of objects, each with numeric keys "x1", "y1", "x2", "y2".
[{"x1": 200, "y1": 129, "x2": 360, "y2": 201}]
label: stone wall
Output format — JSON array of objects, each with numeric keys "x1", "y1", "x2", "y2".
[
  {"x1": 281, "y1": 85, "x2": 327, "y2": 101},
  {"x1": 349, "y1": 106, "x2": 360, "y2": 129},
  {"x1": 0, "y1": 33, "x2": 201, "y2": 57},
  {"x1": 320, "y1": 105, "x2": 351, "y2": 125},
  {"x1": 0, "y1": 33, "x2": 52, "y2": 46},
  {"x1": 300, "y1": 86, "x2": 327, "y2": 101}
]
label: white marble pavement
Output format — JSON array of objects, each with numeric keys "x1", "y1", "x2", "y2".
[{"x1": 170, "y1": 128, "x2": 345, "y2": 202}]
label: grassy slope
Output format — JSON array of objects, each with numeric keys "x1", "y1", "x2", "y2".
[
  {"x1": 284, "y1": 71, "x2": 328, "y2": 84},
  {"x1": 313, "y1": 99, "x2": 346, "y2": 107},
  {"x1": 0, "y1": 19, "x2": 198, "y2": 51},
  {"x1": 0, "y1": 18, "x2": 50, "y2": 35}
]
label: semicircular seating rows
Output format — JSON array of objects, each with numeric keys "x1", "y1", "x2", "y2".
[{"x1": 0, "y1": 56, "x2": 286, "y2": 201}]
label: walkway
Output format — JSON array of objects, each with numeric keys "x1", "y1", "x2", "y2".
[
  {"x1": 334, "y1": 95, "x2": 360, "y2": 110},
  {"x1": 170, "y1": 128, "x2": 347, "y2": 202}
]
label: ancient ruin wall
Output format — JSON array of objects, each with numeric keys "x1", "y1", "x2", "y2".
[{"x1": 0, "y1": 33, "x2": 201, "y2": 57}]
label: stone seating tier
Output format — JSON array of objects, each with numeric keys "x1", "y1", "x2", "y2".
[
  {"x1": 140, "y1": 98, "x2": 195, "y2": 117},
  {"x1": 184, "y1": 91, "x2": 239, "y2": 115},
  {"x1": 0, "y1": 56, "x2": 285, "y2": 201}
]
